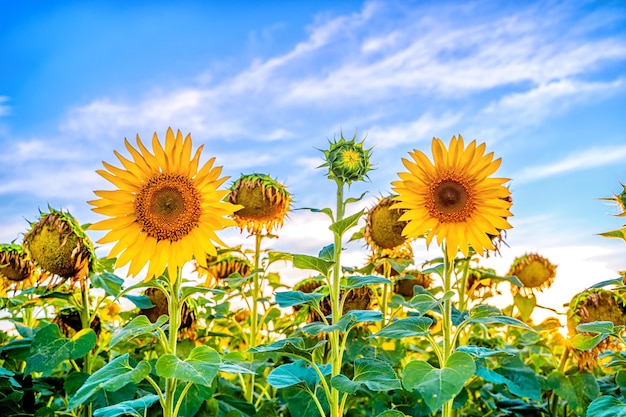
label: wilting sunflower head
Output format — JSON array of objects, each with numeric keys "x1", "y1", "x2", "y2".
[
  {"x1": 365, "y1": 195, "x2": 412, "y2": 255},
  {"x1": 567, "y1": 289, "x2": 626, "y2": 370},
  {"x1": 508, "y1": 253, "x2": 556, "y2": 296},
  {"x1": 0, "y1": 243, "x2": 38, "y2": 294},
  {"x1": 394, "y1": 269, "x2": 433, "y2": 298},
  {"x1": 88, "y1": 128, "x2": 240, "y2": 281},
  {"x1": 195, "y1": 253, "x2": 252, "y2": 287},
  {"x1": 141, "y1": 287, "x2": 195, "y2": 336},
  {"x1": 228, "y1": 173, "x2": 291, "y2": 234},
  {"x1": 465, "y1": 267, "x2": 500, "y2": 300},
  {"x1": 23, "y1": 207, "x2": 95, "y2": 284},
  {"x1": 392, "y1": 135, "x2": 513, "y2": 260},
  {"x1": 320, "y1": 131, "x2": 373, "y2": 185}
]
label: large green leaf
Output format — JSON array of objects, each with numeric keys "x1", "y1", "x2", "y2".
[
  {"x1": 266, "y1": 360, "x2": 331, "y2": 389},
  {"x1": 68, "y1": 354, "x2": 151, "y2": 410},
  {"x1": 547, "y1": 371, "x2": 599, "y2": 416},
  {"x1": 318, "y1": 244, "x2": 335, "y2": 261},
  {"x1": 409, "y1": 291, "x2": 454, "y2": 315},
  {"x1": 475, "y1": 357, "x2": 541, "y2": 401},
  {"x1": 303, "y1": 310, "x2": 382, "y2": 334},
  {"x1": 466, "y1": 308, "x2": 534, "y2": 332},
  {"x1": 329, "y1": 209, "x2": 364, "y2": 236},
  {"x1": 403, "y1": 352, "x2": 476, "y2": 412},
  {"x1": 92, "y1": 394, "x2": 160, "y2": 417},
  {"x1": 90, "y1": 272, "x2": 124, "y2": 297},
  {"x1": 24, "y1": 324, "x2": 96, "y2": 375},
  {"x1": 275, "y1": 291, "x2": 326, "y2": 308},
  {"x1": 586, "y1": 396, "x2": 626, "y2": 417},
  {"x1": 292, "y1": 254, "x2": 335, "y2": 276},
  {"x1": 331, "y1": 358, "x2": 401, "y2": 393},
  {"x1": 513, "y1": 293, "x2": 536, "y2": 322},
  {"x1": 373, "y1": 317, "x2": 432, "y2": 339},
  {"x1": 376, "y1": 411, "x2": 407, "y2": 417},
  {"x1": 249, "y1": 337, "x2": 327, "y2": 362},
  {"x1": 456, "y1": 345, "x2": 518, "y2": 358},
  {"x1": 341, "y1": 275, "x2": 392, "y2": 289},
  {"x1": 109, "y1": 314, "x2": 168, "y2": 348},
  {"x1": 156, "y1": 345, "x2": 220, "y2": 387},
  {"x1": 282, "y1": 385, "x2": 329, "y2": 417}
]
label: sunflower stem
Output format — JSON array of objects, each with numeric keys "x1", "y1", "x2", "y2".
[
  {"x1": 164, "y1": 268, "x2": 183, "y2": 417},
  {"x1": 442, "y1": 247, "x2": 455, "y2": 417},
  {"x1": 380, "y1": 260, "x2": 391, "y2": 328},
  {"x1": 78, "y1": 278, "x2": 93, "y2": 417},
  {"x1": 245, "y1": 232, "x2": 263, "y2": 404}
]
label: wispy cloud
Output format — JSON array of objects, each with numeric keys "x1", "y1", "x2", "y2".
[
  {"x1": 0, "y1": 96, "x2": 10, "y2": 117},
  {"x1": 515, "y1": 144, "x2": 626, "y2": 183}
]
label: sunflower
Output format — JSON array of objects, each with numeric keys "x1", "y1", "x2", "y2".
[
  {"x1": 567, "y1": 288, "x2": 626, "y2": 370},
  {"x1": 364, "y1": 195, "x2": 413, "y2": 258},
  {"x1": 195, "y1": 253, "x2": 252, "y2": 287},
  {"x1": 508, "y1": 253, "x2": 556, "y2": 296},
  {"x1": 23, "y1": 207, "x2": 95, "y2": 286},
  {"x1": 394, "y1": 269, "x2": 433, "y2": 298},
  {"x1": 0, "y1": 243, "x2": 38, "y2": 295},
  {"x1": 228, "y1": 173, "x2": 291, "y2": 235},
  {"x1": 392, "y1": 135, "x2": 512, "y2": 260},
  {"x1": 320, "y1": 132, "x2": 373, "y2": 185},
  {"x1": 88, "y1": 128, "x2": 240, "y2": 281},
  {"x1": 293, "y1": 278, "x2": 372, "y2": 323},
  {"x1": 140, "y1": 287, "x2": 196, "y2": 341}
]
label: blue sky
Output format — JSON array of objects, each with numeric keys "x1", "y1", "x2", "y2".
[{"x1": 1, "y1": 0, "x2": 625, "y2": 317}]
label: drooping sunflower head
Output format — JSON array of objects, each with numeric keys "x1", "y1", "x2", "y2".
[
  {"x1": 567, "y1": 288, "x2": 626, "y2": 370},
  {"x1": 140, "y1": 287, "x2": 196, "y2": 340},
  {"x1": 508, "y1": 253, "x2": 556, "y2": 296},
  {"x1": 370, "y1": 251, "x2": 414, "y2": 278},
  {"x1": 392, "y1": 135, "x2": 513, "y2": 260},
  {"x1": 88, "y1": 128, "x2": 240, "y2": 281},
  {"x1": 228, "y1": 173, "x2": 291, "y2": 234},
  {"x1": 365, "y1": 195, "x2": 412, "y2": 255},
  {"x1": 195, "y1": 252, "x2": 252, "y2": 287},
  {"x1": 394, "y1": 269, "x2": 433, "y2": 298},
  {"x1": 465, "y1": 267, "x2": 501, "y2": 300},
  {"x1": 23, "y1": 207, "x2": 95, "y2": 285},
  {"x1": 320, "y1": 131, "x2": 373, "y2": 185},
  {"x1": 0, "y1": 243, "x2": 38, "y2": 295}
]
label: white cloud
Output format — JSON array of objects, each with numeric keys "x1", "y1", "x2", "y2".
[
  {"x1": 368, "y1": 112, "x2": 463, "y2": 149},
  {"x1": 0, "y1": 96, "x2": 9, "y2": 117},
  {"x1": 515, "y1": 144, "x2": 626, "y2": 184}
]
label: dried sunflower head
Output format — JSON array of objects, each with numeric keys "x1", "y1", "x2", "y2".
[
  {"x1": 140, "y1": 287, "x2": 196, "y2": 340},
  {"x1": 394, "y1": 269, "x2": 433, "y2": 299},
  {"x1": 508, "y1": 253, "x2": 557, "y2": 296},
  {"x1": 293, "y1": 278, "x2": 372, "y2": 323},
  {"x1": 23, "y1": 207, "x2": 95, "y2": 287},
  {"x1": 228, "y1": 173, "x2": 291, "y2": 235},
  {"x1": 0, "y1": 243, "x2": 40, "y2": 295},
  {"x1": 195, "y1": 252, "x2": 252, "y2": 287},
  {"x1": 567, "y1": 288, "x2": 626, "y2": 370},
  {"x1": 465, "y1": 267, "x2": 501, "y2": 300},
  {"x1": 53, "y1": 308, "x2": 101, "y2": 337}
]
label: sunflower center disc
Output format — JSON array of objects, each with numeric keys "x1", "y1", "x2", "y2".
[
  {"x1": 135, "y1": 174, "x2": 202, "y2": 241},
  {"x1": 430, "y1": 178, "x2": 474, "y2": 222}
]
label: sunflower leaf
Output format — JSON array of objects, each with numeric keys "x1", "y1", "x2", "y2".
[
  {"x1": 318, "y1": 244, "x2": 335, "y2": 261},
  {"x1": 156, "y1": 345, "x2": 220, "y2": 387},
  {"x1": 293, "y1": 254, "x2": 335, "y2": 276},
  {"x1": 329, "y1": 209, "x2": 364, "y2": 236},
  {"x1": 92, "y1": 394, "x2": 160, "y2": 417},
  {"x1": 341, "y1": 275, "x2": 392, "y2": 289},
  {"x1": 373, "y1": 316, "x2": 432, "y2": 339},
  {"x1": 331, "y1": 358, "x2": 401, "y2": 393},
  {"x1": 276, "y1": 291, "x2": 326, "y2": 308},
  {"x1": 248, "y1": 337, "x2": 326, "y2": 362},
  {"x1": 586, "y1": 396, "x2": 626, "y2": 417},
  {"x1": 298, "y1": 207, "x2": 334, "y2": 222},
  {"x1": 90, "y1": 272, "x2": 124, "y2": 297},
  {"x1": 109, "y1": 315, "x2": 169, "y2": 349}
]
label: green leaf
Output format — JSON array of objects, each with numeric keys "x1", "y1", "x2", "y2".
[
  {"x1": 109, "y1": 314, "x2": 168, "y2": 348},
  {"x1": 68, "y1": 354, "x2": 151, "y2": 410},
  {"x1": 318, "y1": 244, "x2": 335, "y2": 261},
  {"x1": 376, "y1": 411, "x2": 407, "y2": 417},
  {"x1": 599, "y1": 228, "x2": 626, "y2": 240},
  {"x1": 329, "y1": 209, "x2": 364, "y2": 236},
  {"x1": 571, "y1": 333, "x2": 609, "y2": 351},
  {"x1": 588, "y1": 277, "x2": 625, "y2": 289},
  {"x1": 282, "y1": 384, "x2": 329, "y2": 417},
  {"x1": 92, "y1": 394, "x2": 160, "y2": 417},
  {"x1": 123, "y1": 294, "x2": 153, "y2": 309},
  {"x1": 576, "y1": 321, "x2": 616, "y2": 334},
  {"x1": 24, "y1": 325, "x2": 97, "y2": 375},
  {"x1": 341, "y1": 275, "x2": 392, "y2": 289},
  {"x1": 409, "y1": 291, "x2": 454, "y2": 315},
  {"x1": 548, "y1": 371, "x2": 599, "y2": 416},
  {"x1": 373, "y1": 317, "x2": 433, "y2": 339},
  {"x1": 219, "y1": 361, "x2": 256, "y2": 375},
  {"x1": 90, "y1": 272, "x2": 124, "y2": 297},
  {"x1": 298, "y1": 207, "x2": 334, "y2": 222},
  {"x1": 466, "y1": 312, "x2": 535, "y2": 332},
  {"x1": 156, "y1": 345, "x2": 221, "y2": 387},
  {"x1": 275, "y1": 291, "x2": 326, "y2": 308},
  {"x1": 476, "y1": 358, "x2": 541, "y2": 401},
  {"x1": 292, "y1": 254, "x2": 335, "y2": 276},
  {"x1": 345, "y1": 192, "x2": 368, "y2": 205},
  {"x1": 331, "y1": 358, "x2": 401, "y2": 393},
  {"x1": 267, "y1": 360, "x2": 331, "y2": 389},
  {"x1": 403, "y1": 352, "x2": 476, "y2": 412},
  {"x1": 513, "y1": 293, "x2": 536, "y2": 322},
  {"x1": 587, "y1": 396, "x2": 626, "y2": 417},
  {"x1": 456, "y1": 345, "x2": 518, "y2": 358},
  {"x1": 249, "y1": 337, "x2": 327, "y2": 362}
]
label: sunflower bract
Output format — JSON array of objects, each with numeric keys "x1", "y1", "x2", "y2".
[
  {"x1": 88, "y1": 128, "x2": 240, "y2": 281},
  {"x1": 392, "y1": 135, "x2": 513, "y2": 260}
]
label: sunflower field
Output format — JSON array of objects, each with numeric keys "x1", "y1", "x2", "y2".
[{"x1": 1, "y1": 128, "x2": 626, "y2": 417}]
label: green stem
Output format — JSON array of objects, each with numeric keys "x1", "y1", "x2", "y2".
[
  {"x1": 457, "y1": 259, "x2": 470, "y2": 313},
  {"x1": 380, "y1": 261, "x2": 391, "y2": 328},
  {"x1": 78, "y1": 279, "x2": 93, "y2": 417},
  {"x1": 164, "y1": 269, "x2": 183, "y2": 417},
  {"x1": 441, "y1": 247, "x2": 454, "y2": 417},
  {"x1": 330, "y1": 180, "x2": 345, "y2": 417},
  {"x1": 245, "y1": 232, "x2": 263, "y2": 403}
]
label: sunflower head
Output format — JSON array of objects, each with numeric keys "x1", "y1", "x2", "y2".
[
  {"x1": 392, "y1": 135, "x2": 513, "y2": 260},
  {"x1": 0, "y1": 243, "x2": 38, "y2": 295},
  {"x1": 508, "y1": 253, "x2": 556, "y2": 296},
  {"x1": 23, "y1": 207, "x2": 95, "y2": 285},
  {"x1": 88, "y1": 128, "x2": 240, "y2": 281},
  {"x1": 365, "y1": 195, "x2": 412, "y2": 254},
  {"x1": 228, "y1": 173, "x2": 291, "y2": 234},
  {"x1": 567, "y1": 288, "x2": 626, "y2": 370},
  {"x1": 195, "y1": 253, "x2": 252, "y2": 287},
  {"x1": 140, "y1": 287, "x2": 195, "y2": 339},
  {"x1": 320, "y1": 131, "x2": 373, "y2": 185},
  {"x1": 465, "y1": 267, "x2": 501, "y2": 300},
  {"x1": 394, "y1": 269, "x2": 433, "y2": 298},
  {"x1": 53, "y1": 309, "x2": 102, "y2": 337}
]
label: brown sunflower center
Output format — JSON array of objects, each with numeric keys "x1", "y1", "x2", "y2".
[
  {"x1": 135, "y1": 173, "x2": 202, "y2": 241},
  {"x1": 428, "y1": 176, "x2": 474, "y2": 223}
]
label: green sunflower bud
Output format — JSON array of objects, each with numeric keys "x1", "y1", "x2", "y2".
[{"x1": 320, "y1": 132, "x2": 373, "y2": 185}]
